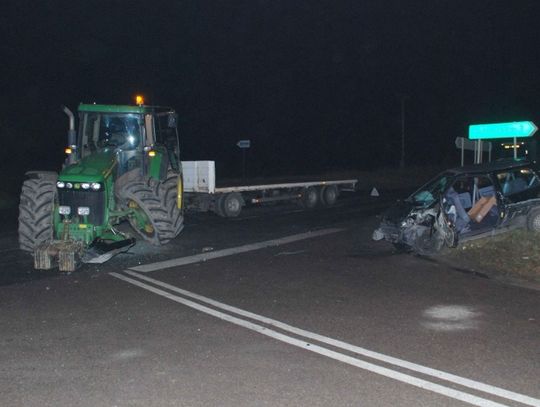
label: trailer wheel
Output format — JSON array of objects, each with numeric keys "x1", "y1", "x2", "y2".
[
  {"x1": 119, "y1": 178, "x2": 183, "y2": 246},
  {"x1": 527, "y1": 208, "x2": 540, "y2": 232},
  {"x1": 213, "y1": 195, "x2": 226, "y2": 217},
  {"x1": 18, "y1": 174, "x2": 57, "y2": 252},
  {"x1": 221, "y1": 193, "x2": 243, "y2": 218},
  {"x1": 300, "y1": 187, "x2": 319, "y2": 209},
  {"x1": 319, "y1": 185, "x2": 339, "y2": 207}
]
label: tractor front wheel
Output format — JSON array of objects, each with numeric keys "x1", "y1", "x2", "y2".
[
  {"x1": 18, "y1": 174, "x2": 57, "y2": 252},
  {"x1": 119, "y1": 178, "x2": 183, "y2": 246}
]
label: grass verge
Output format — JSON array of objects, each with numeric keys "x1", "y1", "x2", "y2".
[{"x1": 442, "y1": 230, "x2": 540, "y2": 284}]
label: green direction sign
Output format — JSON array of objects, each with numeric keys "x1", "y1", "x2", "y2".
[{"x1": 469, "y1": 121, "x2": 537, "y2": 140}]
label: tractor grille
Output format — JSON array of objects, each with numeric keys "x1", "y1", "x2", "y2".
[{"x1": 58, "y1": 189, "x2": 106, "y2": 225}]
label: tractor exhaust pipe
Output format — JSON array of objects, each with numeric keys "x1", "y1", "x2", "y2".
[
  {"x1": 62, "y1": 105, "x2": 76, "y2": 143},
  {"x1": 62, "y1": 106, "x2": 77, "y2": 164}
]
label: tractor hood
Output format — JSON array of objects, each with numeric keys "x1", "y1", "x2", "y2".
[{"x1": 59, "y1": 151, "x2": 117, "y2": 182}]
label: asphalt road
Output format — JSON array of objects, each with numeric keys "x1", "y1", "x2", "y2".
[{"x1": 0, "y1": 192, "x2": 539, "y2": 407}]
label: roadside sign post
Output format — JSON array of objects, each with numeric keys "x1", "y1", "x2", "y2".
[
  {"x1": 455, "y1": 137, "x2": 491, "y2": 166},
  {"x1": 237, "y1": 140, "x2": 251, "y2": 181},
  {"x1": 468, "y1": 121, "x2": 537, "y2": 162}
]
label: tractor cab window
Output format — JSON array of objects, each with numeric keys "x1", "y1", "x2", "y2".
[
  {"x1": 155, "y1": 112, "x2": 180, "y2": 171},
  {"x1": 80, "y1": 113, "x2": 144, "y2": 157}
]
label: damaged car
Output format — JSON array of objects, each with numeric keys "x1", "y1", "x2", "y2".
[{"x1": 372, "y1": 159, "x2": 540, "y2": 254}]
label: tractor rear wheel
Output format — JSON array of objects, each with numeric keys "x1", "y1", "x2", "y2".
[
  {"x1": 119, "y1": 177, "x2": 183, "y2": 246},
  {"x1": 18, "y1": 175, "x2": 57, "y2": 252}
]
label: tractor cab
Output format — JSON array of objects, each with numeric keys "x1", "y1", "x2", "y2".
[{"x1": 73, "y1": 103, "x2": 180, "y2": 178}]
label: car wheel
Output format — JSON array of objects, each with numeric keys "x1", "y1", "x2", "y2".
[
  {"x1": 413, "y1": 228, "x2": 444, "y2": 256},
  {"x1": 526, "y1": 208, "x2": 540, "y2": 232},
  {"x1": 392, "y1": 242, "x2": 411, "y2": 253}
]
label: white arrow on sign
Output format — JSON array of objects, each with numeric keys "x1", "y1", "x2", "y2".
[{"x1": 237, "y1": 140, "x2": 251, "y2": 149}]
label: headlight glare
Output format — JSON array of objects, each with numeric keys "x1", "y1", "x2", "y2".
[
  {"x1": 91, "y1": 182, "x2": 101, "y2": 190},
  {"x1": 56, "y1": 181, "x2": 65, "y2": 189},
  {"x1": 59, "y1": 206, "x2": 71, "y2": 215},
  {"x1": 81, "y1": 183, "x2": 90, "y2": 190}
]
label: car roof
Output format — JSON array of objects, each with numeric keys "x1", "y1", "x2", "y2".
[{"x1": 446, "y1": 159, "x2": 535, "y2": 175}]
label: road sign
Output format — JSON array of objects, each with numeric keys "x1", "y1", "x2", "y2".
[
  {"x1": 237, "y1": 140, "x2": 251, "y2": 149},
  {"x1": 455, "y1": 137, "x2": 491, "y2": 152},
  {"x1": 469, "y1": 121, "x2": 537, "y2": 140}
]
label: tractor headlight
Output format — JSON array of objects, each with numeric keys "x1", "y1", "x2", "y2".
[
  {"x1": 81, "y1": 183, "x2": 90, "y2": 190},
  {"x1": 91, "y1": 182, "x2": 101, "y2": 191},
  {"x1": 77, "y1": 207, "x2": 90, "y2": 216},
  {"x1": 66, "y1": 182, "x2": 73, "y2": 189},
  {"x1": 56, "y1": 181, "x2": 65, "y2": 189},
  {"x1": 59, "y1": 206, "x2": 71, "y2": 215}
]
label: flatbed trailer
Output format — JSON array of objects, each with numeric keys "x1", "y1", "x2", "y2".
[{"x1": 182, "y1": 161, "x2": 358, "y2": 217}]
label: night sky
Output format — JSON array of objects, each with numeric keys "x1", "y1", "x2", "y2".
[{"x1": 2, "y1": 1, "x2": 540, "y2": 182}]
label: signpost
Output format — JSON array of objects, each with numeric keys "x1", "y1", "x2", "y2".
[
  {"x1": 455, "y1": 137, "x2": 491, "y2": 166},
  {"x1": 237, "y1": 140, "x2": 251, "y2": 180},
  {"x1": 469, "y1": 121, "x2": 537, "y2": 160}
]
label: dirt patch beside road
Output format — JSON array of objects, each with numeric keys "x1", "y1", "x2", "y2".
[{"x1": 440, "y1": 230, "x2": 540, "y2": 286}]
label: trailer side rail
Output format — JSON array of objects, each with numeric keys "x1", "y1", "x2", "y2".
[{"x1": 214, "y1": 179, "x2": 357, "y2": 194}]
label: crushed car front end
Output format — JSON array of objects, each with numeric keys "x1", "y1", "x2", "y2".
[
  {"x1": 373, "y1": 202, "x2": 449, "y2": 254},
  {"x1": 373, "y1": 171, "x2": 458, "y2": 254}
]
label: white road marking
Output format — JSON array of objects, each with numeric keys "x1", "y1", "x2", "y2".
[
  {"x1": 274, "y1": 250, "x2": 307, "y2": 256},
  {"x1": 129, "y1": 228, "x2": 344, "y2": 273},
  {"x1": 113, "y1": 271, "x2": 540, "y2": 407}
]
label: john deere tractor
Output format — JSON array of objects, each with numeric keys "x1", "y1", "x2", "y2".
[{"x1": 18, "y1": 101, "x2": 184, "y2": 271}]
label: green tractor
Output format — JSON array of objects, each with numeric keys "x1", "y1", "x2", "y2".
[{"x1": 18, "y1": 101, "x2": 184, "y2": 272}]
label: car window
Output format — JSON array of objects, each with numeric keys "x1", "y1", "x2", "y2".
[
  {"x1": 496, "y1": 168, "x2": 540, "y2": 197},
  {"x1": 408, "y1": 173, "x2": 453, "y2": 207},
  {"x1": 446, "y1": 176, "x2": 494, "y2": 211}
]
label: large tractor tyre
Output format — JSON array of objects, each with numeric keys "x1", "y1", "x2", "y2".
[
  {"x1": 526, "y1": 208, "x2": 540, "y2": 232},
  {"x1": 319, "y1": 185, "x2": 339, "y2": 207},
  {"x1": 119, "y1": 178, "x2": 183, "y2": 246},
  {"x1": 160, "y1": 171, "x2": 185, "y2": 236},
  {"x1": 18, "y1": 175, "x2": 57, "y2": 252},
  {"x1": 220, "y1": 192, "x2": 243, "y2": 218},
  {"x1": 299, "y1": 187, "x2": 319, "y2": 209}
]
